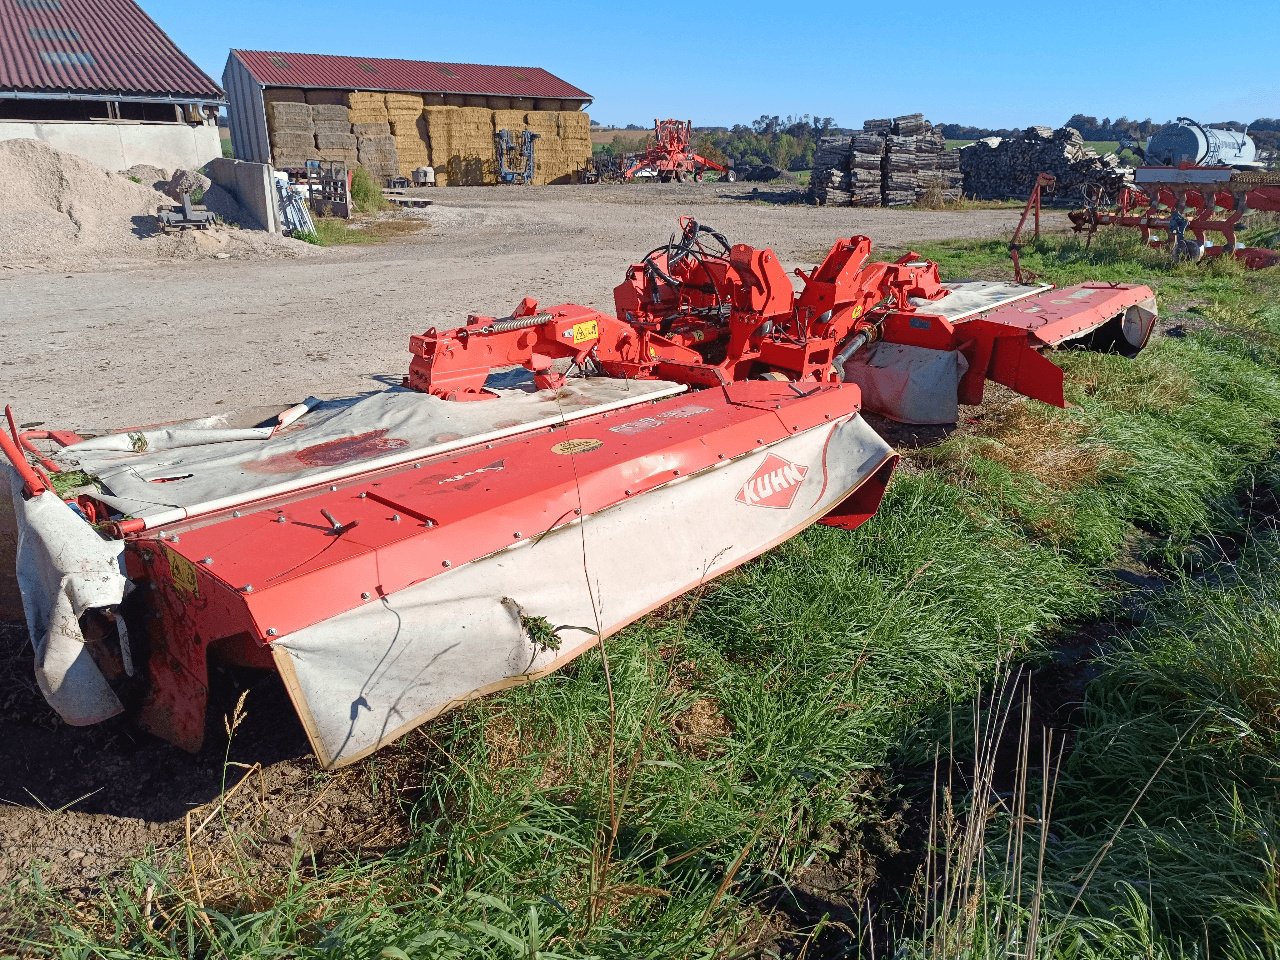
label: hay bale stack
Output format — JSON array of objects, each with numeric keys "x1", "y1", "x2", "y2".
[
  {"x1": 524, "y1": 112, "x2": 569, "y2": 183},
  {"x1": 266, "y1": 101, "x2": 314, "y2": 168},
  {"x1": 554, "y1": 110, "x2": 591, "y2": 182},
  {"x1": 421, "y1": 106, "x2": 493, "y2": 185},
  {"x1": 348, "y1": 91, "x2": 390, "y2": 124},
  {"x1": 357, "y1": 135, "x2": 399, "y2": 181},
  {"x1": 959, "y1": 126, "x2": 1130, "y2": 202},
  {"x1": 388, "y1": 95, "x2": 429, "y2": 177}
]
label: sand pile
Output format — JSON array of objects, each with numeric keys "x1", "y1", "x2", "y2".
[{"x1": 0, "y1": 139, "x2": 318, "y2": 271}]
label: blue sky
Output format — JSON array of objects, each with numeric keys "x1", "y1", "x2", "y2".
[{"x1": 152, "y1": 0, "x2": 1278, "y2": 129}]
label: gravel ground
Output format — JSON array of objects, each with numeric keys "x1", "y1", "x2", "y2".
[
  {"x1": 0, "y1": 183, "x2": 1043, "y2": 430},
  {"x1": 0, "y1": 183, "x2": 1042, "y2": 896}
]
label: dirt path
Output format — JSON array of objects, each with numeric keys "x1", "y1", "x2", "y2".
[{"x1": 0, "y1": 185, "x2": 1038, "y2": 895}]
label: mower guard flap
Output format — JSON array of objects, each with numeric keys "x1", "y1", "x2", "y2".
[
  {"x1": 6, "y1": 467, "x2": 127, "y2": 725},
  {"x1": 271, "y1": 414, "x2": 895, "y2": 768}
]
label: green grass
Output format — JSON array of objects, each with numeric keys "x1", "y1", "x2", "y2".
[
  {"x1": 350, "y1": 166, "x2": 389, "y2": 215},
  {"x1": 300, "y1": 217, "x2": 425, "y2": 246},
  {"x1": 7, "y1": 232, "x2": 1280, "y2": 957}
]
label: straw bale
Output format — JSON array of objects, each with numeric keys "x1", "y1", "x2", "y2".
[
  {"x1": 558, "y1": 110, "x2": 591, "y2": 138},
  {"x1": 313, "y1": 119, "x2": 354, "y2": 137},
  {"x1": 385, "y1": 93, "x2": 426, "y2": 111},
  {"x1": 348, "y1": 91, "x2": 386, "y2": 109},
  {"x1": 524, "y1": 111, "x2": 559, "y2": 136},
  {"x1": 493, "y1": 109, "x2": 527, "y2": 132},
  {"x1": 266, "y1": 102, "x2": 313, "y2": 129},
  {"x1": 263, "y1": 88, "x2": 306, "y2": 104},
  {"x1": 352, "y1": 121, "x2": 392, "y2": 137},
  {"x1": 315, "y1": 132, "x2": 357, "y2": 150},
  {"x1": 305, "y1": 90, "x2": 350, "y2": 106},
  {"x1": 310, "y1": 104, "x2": 350, "y2": 123},
  {"x1": 317, "y1": 149, "x2": 357, "y2": 165},
  {"x1": 269, "y1": 133, "x2": 317, "y2": 154}
]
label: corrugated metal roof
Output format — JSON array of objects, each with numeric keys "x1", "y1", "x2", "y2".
[
  {"x1": 0, "y1": 0, "x2": 223, "y2": 99},
  {"x1": 230, "y1": 49, "x2": 591, "y2": 102}
]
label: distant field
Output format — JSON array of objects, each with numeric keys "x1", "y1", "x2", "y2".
[{"x1": 591, "y1": 128, "x2": 651, "y2": 148}]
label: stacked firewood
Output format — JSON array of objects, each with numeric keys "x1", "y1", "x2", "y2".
[
  {"x1": 849, "y1": 132, "x2": 886, "y2": 206},
  {"x1": 807, "y1": 113, "x2": 961, "y2": 207},
  {"x1": 959, "y1": 126, "x2": 1130, "y2": 203},
  {"x1": 875, "y1": 115, "x2": 963, "y2": 206},
  {"x1": 810, "y1": 136, "x2": 855, "y2": 206}
]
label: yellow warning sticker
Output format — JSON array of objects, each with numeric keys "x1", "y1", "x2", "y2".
[
  {"x1": 169, "y1": 549, "x2": 199, "y2": 597},
  {"x1": 572, "y1": 319, "x2": 599, "y2": 344},
  {"x1": 851, "y1": 305, "x2": 863, "y2": 320},
  {"x1": 551, "y1": 438, "x2": 604, "y2": 455}
]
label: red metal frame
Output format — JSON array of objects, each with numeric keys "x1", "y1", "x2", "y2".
[
  {"x1": 1070, "y1": 166, "x2": 1280, "y2": 268},
  {"x1": 1010, "y1": 172, "x2": 1055, "y2": 284}
]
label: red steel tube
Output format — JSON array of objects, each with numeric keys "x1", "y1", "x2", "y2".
[{"x1": 0, "y1": 418, "x2": 48, "y2": 498}]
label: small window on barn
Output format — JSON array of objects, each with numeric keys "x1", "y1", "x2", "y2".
[
  {"x1": 438, "y1": 66, "x2": 457, "y2": 77},
  {"x1": 269, "y1": 55, "x2": 289, "y2": 70},
  {"x1": 360, "y1": 63, "x2": 377, "y2": 73},
  {"x1": 17, "y1": 0, "x2": 62, "y2": 9},
  {"x1": 512, "y1": 72, "x2": 530, "y2": 81},
  {"x1": 40, "y1": 51, "x2": 94, "y2": 66},
  {"x1": 29, "y1": 26, "x2": 80, "y2": 40}
]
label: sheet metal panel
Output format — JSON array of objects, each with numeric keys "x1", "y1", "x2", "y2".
[
  {"x1": 222, "y1": 53, "x2": 268, "y2": 164},
  {"x1": 0, "y1": 0, "x2": 223, "y2": 99},
  {"x1": 230, "y1": 49, "x2": 591, "y2": 102}
]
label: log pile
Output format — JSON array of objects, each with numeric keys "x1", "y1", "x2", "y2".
[
  {"x1": 875, "y1": 115, "x2": 962, "y2": 206},
  {"x1": 808, "y1": 113, "x2": 961, "y2": 207},
  {"x1": 810, "y1": 136, "x2": 854, "y2": 206},
  {"x1": 959, "y1": 126, "x2": 1129, "y2": 203}
]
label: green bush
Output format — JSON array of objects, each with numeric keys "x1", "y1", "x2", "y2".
[{"x1": 350, "y1": 166, "x2": 388, "y2": 214}]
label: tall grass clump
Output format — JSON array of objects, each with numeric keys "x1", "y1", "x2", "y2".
[{"x1": 350, "y1": 166, "x2": 389, "y2": 214}]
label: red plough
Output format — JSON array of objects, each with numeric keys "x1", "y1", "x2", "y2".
[{"x1": 2, "y1": 220, "x2": 1155, "y2": 766}]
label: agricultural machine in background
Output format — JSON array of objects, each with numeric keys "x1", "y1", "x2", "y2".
[
  {"x1": 624, "y1": 119, "x2": 735, "y2": 182},
  {"x1": 1071, "y1": 118, "x2": 1280, "y2": 268},
  {"x1": 3, "y1": 219, "x2": 1155, "y2": 768},
  {"x1": 495, "y1": 129, "x2": 538, "y2": 185}
]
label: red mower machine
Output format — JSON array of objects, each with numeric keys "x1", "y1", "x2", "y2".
[
  {"x1": 3, "y1": 219, "x2": 1155, "y2": 767},
  {"x1": 624, "y1": 119, "x2": 734, "y2": 183}
]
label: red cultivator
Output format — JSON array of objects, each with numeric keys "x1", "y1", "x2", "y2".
[
  {"x1": 3, "y1": 220, "x2": 1156, "y2": 767},
  {"x1": 624, "y1": 119, "x2": 733, "y2": 183}
]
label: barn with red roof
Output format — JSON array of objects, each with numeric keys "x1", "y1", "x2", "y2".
[{"x1": 224, "y1": 49, "x2": 594, "y2": 185}]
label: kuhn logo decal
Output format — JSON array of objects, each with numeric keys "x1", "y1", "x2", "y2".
[{"x1": 735, "y1": 455, "x2": 809, "y2": 509}]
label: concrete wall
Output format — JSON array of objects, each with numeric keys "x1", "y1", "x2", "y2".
[
  {"x1": 204, "y1": 157, "x2": 280, "y2": 233},
  {"x1": 0, "y1": 121, "x2": 221, "y2": 172}
]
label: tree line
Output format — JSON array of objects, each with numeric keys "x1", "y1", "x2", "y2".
[{"x1": 593, "y1": 114, "x2": 1280, "y2": 171}]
